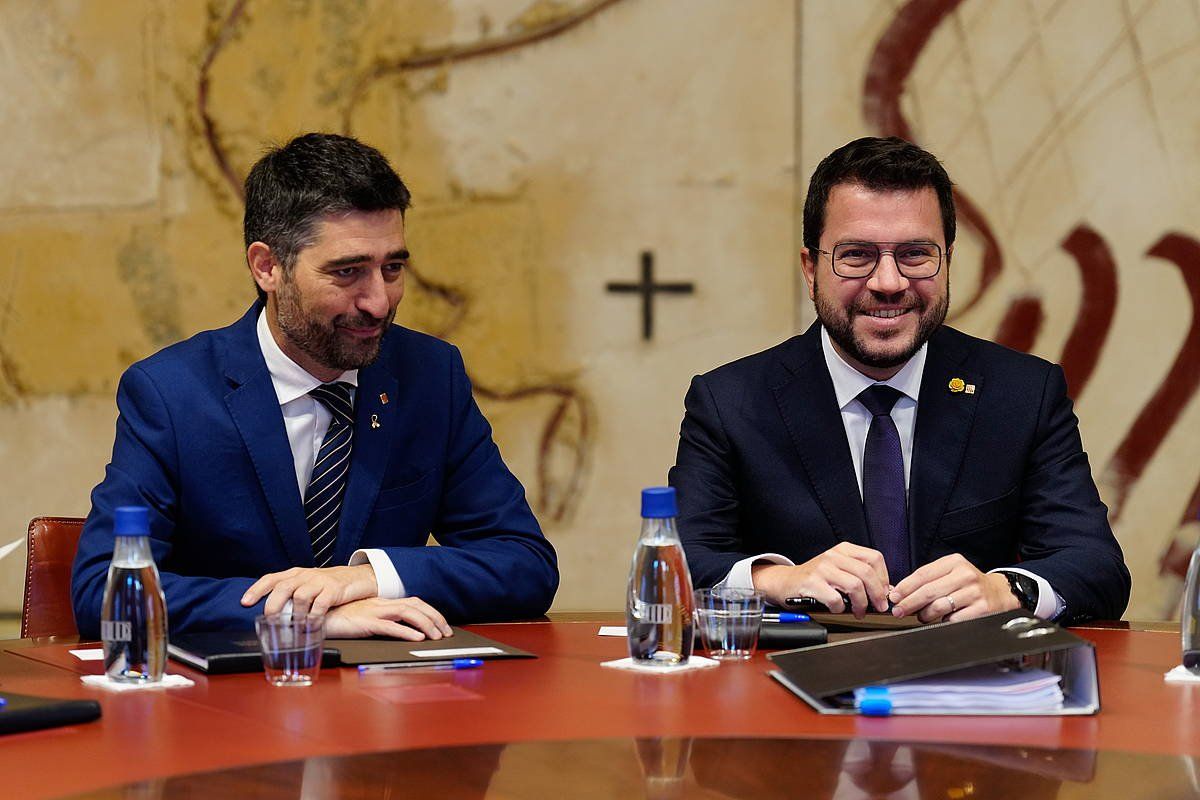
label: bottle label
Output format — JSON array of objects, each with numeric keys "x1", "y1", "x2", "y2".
[
  {"x1": 633, "y1": 599, "x2": 673, "y2": 624},
  {"x1": 101, "y1": 620, "x2": 132, "y2": 642}
]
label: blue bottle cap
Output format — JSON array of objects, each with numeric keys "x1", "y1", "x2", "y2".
[
  {"x1": 640, "y1": 487, "x2": 677, "y2": 518},
  {"x1": 113, "y1": 506, "x2": 150, "y2": 537}
]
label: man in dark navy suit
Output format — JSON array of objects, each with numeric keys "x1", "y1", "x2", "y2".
[
  {"x1": 73, "y1": 133, "x2": 558, "y2": 638},
  {"x1": 670, "y1": 137, "x2": 1129, "y2": 624}
]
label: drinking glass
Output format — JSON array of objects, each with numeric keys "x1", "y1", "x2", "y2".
[
  {"x1": 255, "y1": 613, "x2": 325, "y2": 686},
  {"x1": 694, "y1": 588, "x2": 764, "y2": 660}
]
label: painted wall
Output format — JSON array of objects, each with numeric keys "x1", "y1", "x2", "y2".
[{"x1": 0, "y1": 0, "x2": 1195, "y2": 619}]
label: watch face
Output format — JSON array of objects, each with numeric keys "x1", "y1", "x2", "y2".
[{"x1": 1009, "y1": 573, "x2": 1039, "y2": 611}]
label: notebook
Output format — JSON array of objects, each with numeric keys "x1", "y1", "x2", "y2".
[
  {"x1": 0, "y1": 692, "x2": 102, "y2": 735},
  {"x1": 168, "y1": 626, "x2": 533, "y2": 674}
]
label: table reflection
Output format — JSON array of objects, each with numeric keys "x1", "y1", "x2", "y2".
[{"x1": 69, "y1": 738, "x2": 1200, "y2": 799}]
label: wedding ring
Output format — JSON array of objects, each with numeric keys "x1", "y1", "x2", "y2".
[{"x1": 945, "y1": 595, "x2": 956, "y2": 613}]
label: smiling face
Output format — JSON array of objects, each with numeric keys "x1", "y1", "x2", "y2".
[
  {"x1": 250, "y1": 209, "x2": 408, "y2": 382},
  {"x1": 801, "y1": 183, "x2": 950, "y2": 380}
]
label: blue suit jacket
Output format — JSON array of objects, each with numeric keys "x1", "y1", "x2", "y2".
[
  {"x1": 72, "y1": 305, "x2": 558, "y2": 637},
  {"x1": 668, "y1": 323, "x2": 1130, "y2": 624}
]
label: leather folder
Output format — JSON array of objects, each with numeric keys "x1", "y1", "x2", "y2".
[
  {"x1": 766, "y1": 609, "x2": 1100, "y2": 715},
  {"x1": 168, "y1": 627, "x2": 532, "y2": 674},
  {"x1": 757, "y1": 621, "x2": 827, "y2": 649},
  {"x1": 0, "y1": 692, "x2": 102, "y2": 735}
]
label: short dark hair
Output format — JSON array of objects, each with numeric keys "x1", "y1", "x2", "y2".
[
  {"x1": 243, "y1": 133, "x2": 412, "y2": 301},
  {"x1": 802, "y1": 136, "x2": 955, "y2": 254}
]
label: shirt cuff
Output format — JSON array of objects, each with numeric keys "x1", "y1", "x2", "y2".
[
  {"x1": 991, "y1": 567, "x2": 1064, "y2": 620},
  {"x1": 350, "y1": 548, "x2": 406, "y2": 599},
  {"x1": 717, "y1": 553, "x2": 796, "y2": 591}
]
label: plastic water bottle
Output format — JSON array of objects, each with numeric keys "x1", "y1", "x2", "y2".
[
  {"x1": 1183, "y1": 544, "x2": 1200, "y2": 672},
  {"x1": 101, "y1": 506, "x2": 168, "y2": 683},
  {"x1": 627, "y1": 487, "x2": 694, "y2": 665}
]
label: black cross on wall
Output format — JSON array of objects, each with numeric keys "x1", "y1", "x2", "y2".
[{"x1": 605, "y1": 251, "x2": 695, "y2": 340}]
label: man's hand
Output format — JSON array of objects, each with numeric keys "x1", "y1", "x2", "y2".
[
  {"x1": 889, "y1": 554, "x2": 1020, "y2": 623},
  {"x1": 324, "y1": 597, "x2": 453, "y2": 640},
  {"x1": 241, "y1": 564, "x2": 379, "y2": 617},
  {"x1": 751, "y1": 542, "x2": 891, "y2": 618}
]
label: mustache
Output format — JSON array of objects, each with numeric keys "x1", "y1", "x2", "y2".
[
  {"x1": 334, "y1": 312, "x2": 390, "y2": 329},
  {"x1": 852, "y1": 294, "x2": 923, "y2": 314}
]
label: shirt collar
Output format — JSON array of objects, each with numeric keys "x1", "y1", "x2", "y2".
[
  {"x1": 819, "y1": 325, "x2": 927, "y2": 410},
  {"x1": 256, "y1": 310, "x2": 358, "y2": 407}
]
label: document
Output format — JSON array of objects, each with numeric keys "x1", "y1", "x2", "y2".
[{"x1": 853, "y1": 665, "x2": 1064, "y2": 714}]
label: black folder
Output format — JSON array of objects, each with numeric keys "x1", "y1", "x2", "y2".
[
  {"x1": 766, "y1": 609, "x2": 1100, "y2": 715},
  {"x1": 757, "y1": 620, "x2": 827, "y2": 650},
  {"x1": 168, "y1": 627, "x2": 532, "y2": 674},
  {"x1": 167, "y1": 631, "x2": 340, "y2": 674},
  {"x1": 0, "y1": 692, "x2": 102, "y2": 735}
]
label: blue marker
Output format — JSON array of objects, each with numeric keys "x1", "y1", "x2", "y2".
[
  {"x1": 358, "y1": 658, "x2": 484, "y2": 674},
  {"x1": 762, "y1": 612, "x2": 811, "y2": 624}
]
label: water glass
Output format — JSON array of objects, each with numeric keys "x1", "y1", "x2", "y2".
[
  {"x1": 255, "y1": 613, "x2": 325, "y2": 686},
  {"x1": 694, "y1": 588, "x2": 764, "y2": 660}
]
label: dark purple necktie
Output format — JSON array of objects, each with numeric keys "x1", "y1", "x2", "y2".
[
  {"x1": 305, "y1": 382, "x2": 355, "y2": 567},
  {"x1": 858, "y1": 385, "x2": 911, "y2": 582}
]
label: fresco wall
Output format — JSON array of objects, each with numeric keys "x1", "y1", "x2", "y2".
[
  {"x1": 0, "y1": 0, "x2": 1195, "y2": 619},
  {"x1": 802, "y1": 0, "x2": 1200, "y2": 618}
]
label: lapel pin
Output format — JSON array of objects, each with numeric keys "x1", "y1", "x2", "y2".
[
  {"x1": 965, "y1": 384, "x2": 976, "y2": 394},
  {"x1": 948, "y1": 377, "x2": 965, "y2": 393},
  {"x1": 370, "y1": 414, "x2": 381, "y2": 430},
  {"x1": 379, "y1": 392, "x2": 389, "y2": 405}
]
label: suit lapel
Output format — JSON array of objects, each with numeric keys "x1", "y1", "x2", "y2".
[
  {"x1": 771, "y1": 326, "x2": 871, "y2": 548},
  {"x1": 220, "y1": 307, "x2": 313, "y2": 567},
  {"x1": 334, "y1": 356, "x2": 399, "y2": 563},
  {"x1": 910, "y1": 328, "x2": 981, "y2": 564}
]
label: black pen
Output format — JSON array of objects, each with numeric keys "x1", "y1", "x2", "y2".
[{"x1": 784, "y1": 595, "x2": 895, "y2": 613}]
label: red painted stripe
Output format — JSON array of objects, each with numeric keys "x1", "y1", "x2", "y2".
[
  {"x1": 1103, "y1": 233, "x2": 1200, "y2": 521},
  {"x1": 1058, "y1": 226, "x2": 1119, "y2": 398},
  {"x1": 992, "y1": 296, "x2": 1043, "y2": 354}
]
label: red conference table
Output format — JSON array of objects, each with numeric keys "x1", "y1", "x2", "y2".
[{"x1": 0, "y1": 616, "x2": 1196, "y2": 798}]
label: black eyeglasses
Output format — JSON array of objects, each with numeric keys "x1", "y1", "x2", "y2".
[{"x1": 815, "y1": 241, "x2": 943, "y2": 279}]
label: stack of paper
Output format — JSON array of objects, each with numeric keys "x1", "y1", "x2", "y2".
[{"x1": 853, "y1": 665, "x2": 1064, "y2": 714}]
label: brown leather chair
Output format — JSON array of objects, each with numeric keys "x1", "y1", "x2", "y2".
[{"x1": 22, "y1": 516, "x2": 85, "y2": 638}]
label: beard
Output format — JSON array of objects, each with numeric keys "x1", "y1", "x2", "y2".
[
  {"x1": 814, "y1": 276, "x2": 949, "y2": 371},
  {"x1": 275, "y1": 276, "x2": 395, "y2": 373}
]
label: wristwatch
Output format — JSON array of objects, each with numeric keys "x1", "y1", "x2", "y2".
[{"x1": 1003, "y1": 571, "x2": 1040, "y2": 612}]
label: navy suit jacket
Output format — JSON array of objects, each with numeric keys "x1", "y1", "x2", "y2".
[
  {"x1": 668, "y1": 323, "x2": 1130, "y2": 624},
  {"x1": 72, "y1": 304, "x2": 558, "y2": 637}
]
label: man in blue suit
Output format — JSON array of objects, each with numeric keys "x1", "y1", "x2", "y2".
[
  {"x1": 73, "y1": 133, "x2": 558, "y2": 638},
  {"x1": 670, "y1": 137, "x2": 1129, "y2": 625}
]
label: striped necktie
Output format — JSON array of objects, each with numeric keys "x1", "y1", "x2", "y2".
[
  {"x1": 858, "y1": 384, "x2": 911, "y2": 582},
  {"x1": 305, "y1": 382, "x2": 355, "y2": 567}
]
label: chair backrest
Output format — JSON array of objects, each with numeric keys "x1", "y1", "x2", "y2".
[{"x1": 22, "y1": 516, "x2": 85, "y2": 639}]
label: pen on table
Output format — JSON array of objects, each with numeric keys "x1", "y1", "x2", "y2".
[
  {"x1": 762, "y1": 612, "x2": 811, "y2": 623},
  {"x1": 357, "y1": 658, "x2": 484, "y2": 674},
  {"x1": 784, "y1": 595, "x2": 895, "y2": 613}
]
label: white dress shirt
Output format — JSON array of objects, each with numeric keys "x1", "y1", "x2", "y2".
[
  {"x1": 718, "y1": 326, "x2": 1061, "y2": 619},
  {"x1": 256, "y1": 312, "x2": 405, "y2": 598}
]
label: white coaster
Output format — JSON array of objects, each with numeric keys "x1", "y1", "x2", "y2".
[
  {"x1": 601, "y1": 656, "x2": 720, "y2": 673},
  {"x1": 1164, "y1": 665, "x2": 1200, "y2": 683},
  {"x1": 81, "y1": 674, "x2": 196, "y2": 692}
]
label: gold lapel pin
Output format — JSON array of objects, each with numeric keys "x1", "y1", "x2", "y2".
[
  {"x1": 370, "y1": 414, "x2": 381, "y2": 430},
  {"x1": 948, "y1": 377, "x2": 965, "y2": 393},
  {"x1": 379, "y1": 392, "x2": 389, "y2": 405}
]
